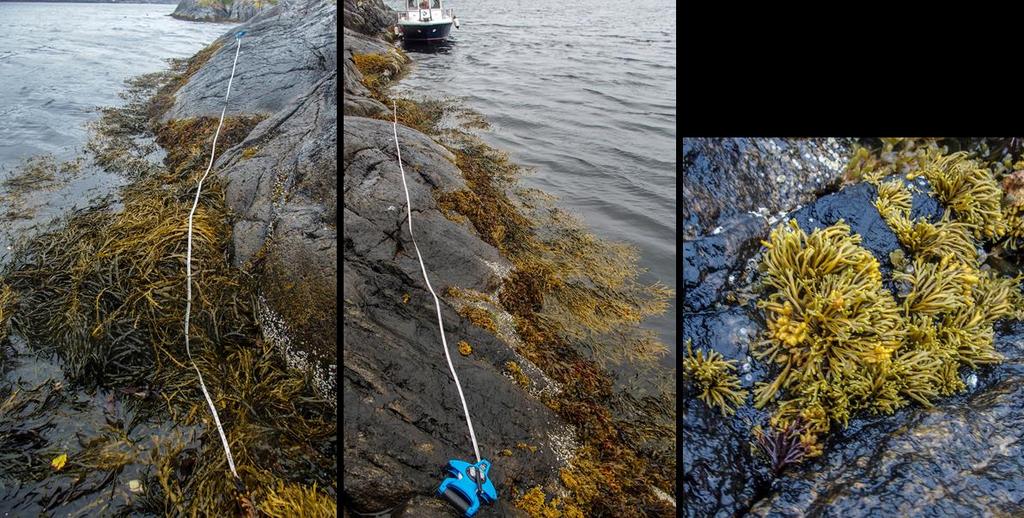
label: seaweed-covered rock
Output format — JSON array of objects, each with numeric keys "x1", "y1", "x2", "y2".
[
  {"x1": 341, "y1": 0, "x2": 398, "y2": 117},
  {"x1": 683, "y1": 164, "x2": 946, "y2": 517},
  {"x1": 342, "y1": 28, "x2": 394, "y2": 117},
  {"x1": 160, "y1": 0, "x2": 339, "y2": 397},
  {"x1": 343, "y1": 115, "x2": 565, "y2": 516}
]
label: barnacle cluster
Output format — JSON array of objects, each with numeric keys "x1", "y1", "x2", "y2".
[
  {"x1": 682, "y1": 340, "x2": 747, "y2": 416},
  {"x1": 753, "y1": 213, "x2": 1023, "y2": 459}
]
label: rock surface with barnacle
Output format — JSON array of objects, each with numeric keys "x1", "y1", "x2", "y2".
[
  {"x1": 342, "y1": 0, "x2": 568, "y2": 515},
  {"x1": 683, "y1": 139, "x2": 1024, "y2": 517}
]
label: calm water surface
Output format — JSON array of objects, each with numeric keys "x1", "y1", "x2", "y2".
[
  {"x1": 392, "y1": 0, "x2": 678, "y2": 363},
  {"x1": 0, "y1": 2, "x2": 227, "y2": 173},
  {"x1": 0, "y1": 3, "x2": 226, "y2": 262}
]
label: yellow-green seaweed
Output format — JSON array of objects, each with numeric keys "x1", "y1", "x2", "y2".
[
  {"x1": 910, "y1": 153, "x2": 1008, "y2": 241},
  {"x1": 682, "y1": 340, "x2": 747, "y2": 416},
  {"x1": 753, "y1": 213, "x2": 1023, "y2": 459}
]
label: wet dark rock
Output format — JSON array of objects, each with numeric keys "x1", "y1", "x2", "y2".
[
  {"x1": 682, "y1": 213, "x2": 766, "y2": 312},
  {"x1": 164, "y1": 0, "x2": 338, "y2": 396},
  {"x1": 683, "y1": 306, "x2": 773, "y2": 518},
  {"x1": 683, "y1": 398, "x2": 772, "y2": 518},
  {"x1": 171, "y1": 0, "x2": 269, "y2": 22},
  {"x1": 749, "y1": 324, "x2": 1024, "y2": 516},
  {"x1": 343, "y1": 0, "x2": 397, "y2": 36},
  {"x1": 343, "y1": 116, "x2": 564, "y2": 517},
  {"x1": 683, "y1": 306, "x2": 760, "y2": 369},
  {"x1": 682, "y1": 138, "x2": 853, "y2": 240},
  {"x1": 341, "y1": 4, "x2": 565, "y2": 514}
]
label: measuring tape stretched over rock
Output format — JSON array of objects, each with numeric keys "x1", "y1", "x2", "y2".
[
  {"x1": 185, "y1": 29, "x2": 247, "y2": 482},
  {"x1": 390, "y1": 101, "x2": 498, "y2": 517}
]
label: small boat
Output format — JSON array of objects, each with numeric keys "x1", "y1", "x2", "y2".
[{"x1": 396, "y1": 0, "x2": 459, "y2": 43}]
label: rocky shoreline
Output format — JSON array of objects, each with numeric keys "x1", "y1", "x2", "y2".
[
  {"x1": 0, "y1": 0, "x2": 337, "y2": 514},
  {"x1": 343, "y1": 1, "x2": 675, "y2": 516}
]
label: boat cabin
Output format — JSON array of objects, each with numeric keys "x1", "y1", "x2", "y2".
[{"x1": 399, "y1": 0, "x2": 453, "y2": 24}]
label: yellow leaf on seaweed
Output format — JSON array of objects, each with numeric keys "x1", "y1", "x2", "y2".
[{"x1": 51, "y1": 453, "x2": 67, "y2": 471}]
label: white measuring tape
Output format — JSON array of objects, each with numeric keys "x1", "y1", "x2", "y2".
[
  {"x1": 184, "y1": 33, "x2": 244, "y2": 480},
  {"x1": 391, "y1": 101, "x2": 481, "y2": 463}
]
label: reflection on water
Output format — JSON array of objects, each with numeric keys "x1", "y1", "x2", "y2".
[{"x1": 401, "y1": 38, "x2": 456, "y2": 54}]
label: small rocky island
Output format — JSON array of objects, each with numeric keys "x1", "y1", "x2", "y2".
[{"x1": 171, "y1": 0, "x2": 268, "y2": 22}]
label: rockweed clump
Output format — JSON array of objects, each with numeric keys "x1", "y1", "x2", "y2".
[
  {"x1": 682, "y1": 339, "x2": 746, "y2": 416},
  {"x1": 750, "y1": 146, "x2": 1024, "y2": 468}
]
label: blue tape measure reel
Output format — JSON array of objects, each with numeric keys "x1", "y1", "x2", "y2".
[{"x1": 437, "y1": 459, "x2": 497, "y2": 517}]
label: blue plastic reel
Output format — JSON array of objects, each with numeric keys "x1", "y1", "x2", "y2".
[{"x1": 437, "y1": 459, "x2": 497, "y2": 517}]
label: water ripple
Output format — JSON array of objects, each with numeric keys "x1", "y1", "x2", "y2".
[
  {"x1": 392, "y1": 0, "x2": 677, "y2": 354},
  {"x1": 0, "y1": 3, "x2": 226, "y2": 172}
]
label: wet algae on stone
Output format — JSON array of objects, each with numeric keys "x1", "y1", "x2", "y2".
[
  {"x1": 0, "y1": 1, "x2": 337, "y2": 515},
  {"x1": 344, "y1": 1, "x2": 675, "y2": 516},
  {"x1": 684, "y1": 138, "x2": 1024, "y2": 517}
]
